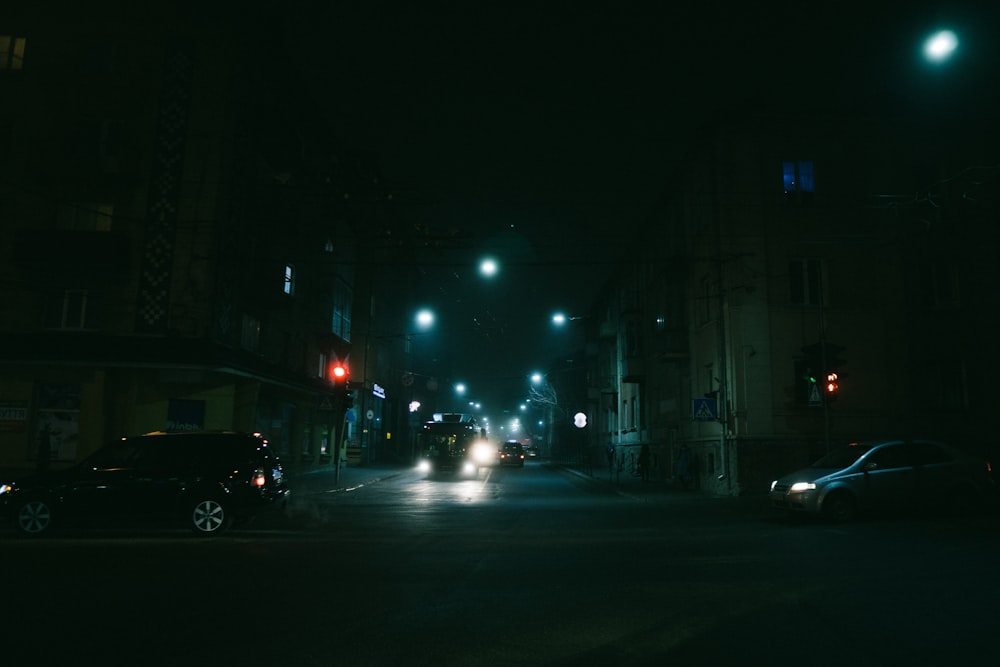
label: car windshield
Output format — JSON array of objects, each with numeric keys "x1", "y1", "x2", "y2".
[{"x1": 810, "y1": 442, "x2": 877, "y2": 469}]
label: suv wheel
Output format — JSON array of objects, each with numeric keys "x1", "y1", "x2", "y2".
[
  {"x1": 16, "y1": 498, "x2": 55, "y2": 536},
  {"x1": 189, "y1": 497, "x2": 232, "y2": 535}
]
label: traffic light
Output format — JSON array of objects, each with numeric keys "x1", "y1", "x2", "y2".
[
  {"x1": 800, "y1": 341, "x2": 846, "y2": 403},
  {"x1": 329, "y1": 362, "x2": 348, "y2": 382},
  {"x1": 344, "y1": 389, "x2": 355, "y2": 409}
]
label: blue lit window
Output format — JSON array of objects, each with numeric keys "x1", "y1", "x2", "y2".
[{"x1": 782, "y1": 160, "x2": 815, "y2": 194}]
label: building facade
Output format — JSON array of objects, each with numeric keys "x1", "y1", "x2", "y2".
[
  {"x1": 0, "y1": 5, "x2": 374, "y2": 474},
  {"x1": 583, "y1": 112, "x2": 999, "y2": 495}
]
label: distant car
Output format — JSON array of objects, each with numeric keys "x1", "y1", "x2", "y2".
[
  {"x1": 769, "y1": 439, "x2": 995, "y2": 522},
  {"x1": 523, "y1": 445, "x2": 540, "y2": 459},
  {"x1": 0, "y1": 431, "x2": 289, "y2": 536},
  {"x1": 498, "y1": 441, "x2": 525, "y2": 467}
]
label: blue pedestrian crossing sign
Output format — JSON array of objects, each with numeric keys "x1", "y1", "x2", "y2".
[{"x1": 692, "y1": 398, "x2": 718, "y2": 421}]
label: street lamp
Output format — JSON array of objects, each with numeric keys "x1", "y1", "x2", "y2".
[
  {"x1": 415, "y1": 308, "x2": 435, "y2": 330},
  {"x1": 479, "y1": 257, "x2": 499, "y2": 278},
  {"x1": 923, "y1": 29, "x2": 958, "y2": 64}
]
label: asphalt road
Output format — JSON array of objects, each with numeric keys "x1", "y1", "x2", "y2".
[{"x1": 3, "y1": 462, "x2": 998, "y2": 666}]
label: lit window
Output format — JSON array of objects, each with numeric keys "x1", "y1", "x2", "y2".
[
  {"x1": 782, "y1": 160, "x2": 815, "y2": 195},
  {"x1": 283, "y1": 264, "x2": 295, "y2": 295},
  {"x1": 331, "y1": 278, "x2": 352, "y2": 342},
  {"x1": 0, "y1": 35, "x2": 26, "y2": 70}
]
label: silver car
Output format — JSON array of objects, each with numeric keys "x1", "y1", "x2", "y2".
[{"x1": 769, "y1": 439, "x2": 995, "y2": 522}]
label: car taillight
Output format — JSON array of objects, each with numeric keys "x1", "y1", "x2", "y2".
[{"x1": 252, "y1": 468, "x2": 267, "y2": 487}]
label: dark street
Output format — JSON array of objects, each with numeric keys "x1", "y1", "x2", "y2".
[{"x1": 4, "y1": 462, "x2": 998, "y2": 666}]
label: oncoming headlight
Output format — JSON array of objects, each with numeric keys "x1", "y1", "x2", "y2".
[
  {"x1": 0, "y1": 483, "x2": 11, "y2": 496},
  {"x1": 416, "y1": 459, "x2": 432, "y2": 473},
  {"x1": 789, "y1": 482, "x2": 817, "y2": 492},
  {"x1": 471, "y1": 441, "x2": 495, "y2": 465}
]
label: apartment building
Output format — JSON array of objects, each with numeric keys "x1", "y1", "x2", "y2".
[
  {"x1": 0, "y1": 6, "x2": 370, "y2": 474},
  {"x1": 586, "y1": 112, "x2": 999, "y2": 495}
]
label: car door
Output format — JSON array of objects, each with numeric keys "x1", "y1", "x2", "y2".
[
  {"x1": 64, "y1": 442, "x2": 142, "y2": 523},
  {"x1": 859, "y1": 442, "x2": 918, "y2": 512},
  {"x1": 127, "y1": 437, "x2": 196, "y2": 519}
]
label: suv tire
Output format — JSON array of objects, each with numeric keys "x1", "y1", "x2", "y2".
[
  {"x1": 189, "y1": 497, "x2": 232, "y2": 535},
  {"x1": 16, "y1": 497, "x2": 55, "y2": 536}
]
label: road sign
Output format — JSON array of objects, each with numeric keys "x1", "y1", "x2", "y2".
[
  {"x1": 809, "y1": 384, "x2": 822, "y2": 407},
  {"x1": 692, "y1": 398, "x2": 717, "y2": 421}
]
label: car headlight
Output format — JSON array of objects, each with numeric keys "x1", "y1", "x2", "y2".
[
  {"x1": 0, "y1": 483, "x2": 11, "y2": 496},
  {"x1": 463, "y1": 461, "x2": 478, "y2": 474},
  {"x1": 471, "y1": 442, "x2": 495, "y2": 464},
  {"x1": 789, "y1": 482, "x2": 816, "y2": 492},
  {"x1": 416, "y1": 459, "x2": 432, "y2": 473},
  {"x1": 770, "y1": 480, "x2": 777, "y2": 492}
]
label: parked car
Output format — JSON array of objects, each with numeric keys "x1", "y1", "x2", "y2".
[
  {"x1": 498, "y1": 441, "x2": 526, "y2": 467},
  {"x1": 0, "y1": 430, "x2": 289, "y2": 536},
  {"x1": 769, "y1": 439, "x2": 995, "y2": 522}
]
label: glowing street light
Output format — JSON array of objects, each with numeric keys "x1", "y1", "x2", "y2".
[
  {"x1": 479, "y1": 257, "x2": 499, "y2": 278},
  {"x1": 415, "y1": 309, "x2": 435, "y2": 330},
  {"x1": 923, "y1": 29, "x2": 958, "y2": 64}
]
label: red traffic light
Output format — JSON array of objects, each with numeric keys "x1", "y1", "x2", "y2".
[
  {"x1": 331, "y1": 364, "x2": 347, "y2": 380},
  {"x1": 825, "y1": 372, "x2": 839, "y2": 393}
]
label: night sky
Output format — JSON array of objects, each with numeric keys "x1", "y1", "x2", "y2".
[{"x1": 281, "y1": 1, "x2": 999, "y2": 413}]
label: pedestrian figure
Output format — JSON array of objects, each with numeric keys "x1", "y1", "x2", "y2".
[{"x1": 638, "y1": 443, "x2": 650, "y2": 481}]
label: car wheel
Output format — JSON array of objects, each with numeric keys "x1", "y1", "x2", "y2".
[
  {"x1": 16, "y1": 498, "x2": 55, "y2": 536},
  {"x1": 822, "y1": 491, "x2": 856, "y2": 522},
  {"x1": 189, "y1": 497, "x2": 232, "y2": 535}
]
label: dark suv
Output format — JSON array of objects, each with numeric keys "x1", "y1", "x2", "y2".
[
  {"x1": 498, "y1": 441, "x2": 525, "y2": 467},
  {"x1": 1, "y1": 431, "x2": 289, "y2": 536}
]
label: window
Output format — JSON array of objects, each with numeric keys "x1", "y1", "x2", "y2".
[
  {"x1": 65, "y1": 119, "x2": 121, "y2": 166},
  {"x1": 699, "y1": 276, "x2": 714, "y2": 324},
  {"x1": 241, "y1": 314, "x2": 260, "y2": 352},
  {"x1": 59, "y1": 203, "x2": 114, "y2": 231},
  {"x1": 317, "y1": 352, "x2": 327, "y2": 378},
  {"x1": 283, "y1": 264, "x2": 295, "y2": 295},
  {"x1": 45, "y1": 290, "x2": 96, "y2": 330},
  {"x1": 625, "y1": 319, "x2": 639, "y2": 357},
  {"x1": 782, "y1": 160, "x2": 815, "y2": 194},
  {"x1": 789, "y1": 258, "x2": 823, "y2": 306},
  {"x1": 0, "y1": 35, "x2": 26, "y2": 70},
  {"x1": 331, "y1": 278, "x2": 352, "y2": 342}
]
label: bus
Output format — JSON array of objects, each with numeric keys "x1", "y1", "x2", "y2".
[{"x1": 415, "y1": 413, "x2": 495, "y2": 476}]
